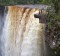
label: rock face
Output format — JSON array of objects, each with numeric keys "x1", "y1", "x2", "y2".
[{"x1": 1, "y1": 6, "x2": 47, "y2": 56}]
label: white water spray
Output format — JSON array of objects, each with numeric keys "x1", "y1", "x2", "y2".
[{"x1": 1, "y1": 6, "x2": 47, "y2": 56}]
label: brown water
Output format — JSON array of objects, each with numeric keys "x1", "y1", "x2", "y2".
[{"x1": 1, "y1": 6, "x2": 48, "y2": 56}]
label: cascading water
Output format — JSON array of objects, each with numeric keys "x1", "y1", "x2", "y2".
[{"x1": 1, "y1": 6, "x2": 47, "y2": 56}]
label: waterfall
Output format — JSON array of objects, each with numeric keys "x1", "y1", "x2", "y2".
[
  {"x1": 1, "y1": 6, "x2": 47, "y2": 56},
  {"x1": 0, "y1": 6, "x2": 5, "y2": 56}
]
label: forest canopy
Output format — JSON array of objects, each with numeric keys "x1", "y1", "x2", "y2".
[{"x1": 0, "y1": 0, "x2": 53, "y2": 5}]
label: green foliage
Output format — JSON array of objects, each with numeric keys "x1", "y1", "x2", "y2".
[
  {"x1": 0, "y1": 0, "x2": 17, "y2": 5},
  {"x1": 52, "y1": 0, "x2": 59, "y2": 13},
  {"x1": 0, "y1": 0, "x2": 59, "y2": 5},
  {"x1": 46, "y1": 6, "x2": 60, "y2": 56},
  {"x1": 0, "y1": 0, "x2": 53, "y2": 5}
]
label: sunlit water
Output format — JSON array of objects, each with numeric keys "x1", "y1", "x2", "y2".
[{"x1": 0, "y1": 6, "x2": 48, "y2": 56}]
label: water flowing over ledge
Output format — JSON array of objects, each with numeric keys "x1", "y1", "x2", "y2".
[
  {"x1": 16, "y1": 4, "x2": 49, "y2": 10},
  {"x1": 1, "y1": 6, "x2": 48, "y2": 56}
]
